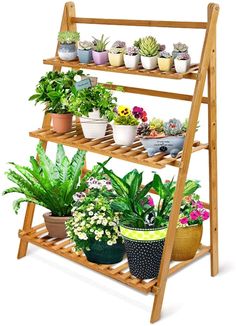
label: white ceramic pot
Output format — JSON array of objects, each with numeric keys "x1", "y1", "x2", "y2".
[
  {"x1": 174, "y1": 58, "x2": 191, "y2": 73},
  {"x1": 80, "y1": 109, "x2": 108, "y2": 139},
  {"x1": 141, "y1": 55, "x2": 158, "y2": 70},
  {"x1": 124, "y1": 54, "x2": 140, "y2": 69},
  {"x1": 112, "y1": 125, "x2": 137, "y2": 146}
]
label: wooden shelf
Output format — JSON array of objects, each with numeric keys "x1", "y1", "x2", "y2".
[
  {"x1": 29, "y1": 124, "x2": 208, "y2": 169},
  {"x1": 43, "y1": 57, "x2": 199, "y2": 80},
  {"x1": 18, "y1": 223, "x2": 210, "y2": 294}
]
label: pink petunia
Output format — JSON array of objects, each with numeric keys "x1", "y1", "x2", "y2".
[
  {"x1": 148, "y1": 196, "x2": 155, "y2": 207},
  {"x1": 190, "y1": 210, "x2": 199, "y2": 220},
  {"x1": 179, "y1": 217, "x2": 188, "y2": 224},
  {"x1": 197, "y1": 201, "x2": 204, "y2": 209},
  {"x1": 202, "y1": 210, "x2": 210, "y2": 220}
]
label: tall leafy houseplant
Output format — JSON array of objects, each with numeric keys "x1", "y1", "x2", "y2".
[
  {"x1": 29, "y1": 70, "x2": 83, "y2": 133},
  {"x1": 57, "y1": 31, "x2": 80, "y2": 61},
  {"x1": 3, "y1": 143, "x2": 86, "y2": 238},
  {"x1": 69, "y1": 84, "x2": 117, "y2": 139}
]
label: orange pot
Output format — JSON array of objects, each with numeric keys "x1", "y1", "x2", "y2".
[{"x1": 51, "y1": 113, "x2": 73, "y2": 133}]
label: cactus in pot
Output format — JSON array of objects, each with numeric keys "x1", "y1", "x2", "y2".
[
  {"x1": 108, "y1": 40, "x2": 126, "y2": 67},
  {"x1": 157, "y1": 51, "x2": 173, "y2": 72},
  {"x1": 172, "y1": 42, "x2": 188, "y2": 59},
  {"x1": 139, "y1": 36, "x2": 159, "y2": 69},
  {"x1": 77, "y1": 40, "x2": 94, "y2": 64}
]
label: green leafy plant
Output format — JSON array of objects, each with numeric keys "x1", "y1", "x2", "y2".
[
  {"x1": 114, "y1": 114, "x2": 139, "y2": 126},
  {"x1": 58, "y1": 31, "x2": 80, "y2": 44},
  {"x1": 3, "y1": 143, "x2": 86, "y2": 216},
  {"x1": 69, "y1": 84, "x2": 117, "y2": 121},
  {"x1": 92, "y1": 34, "x2": 109, "y2": 52},
  {"x1": 139, "y1": 36, "x2": 159, "y2": 57},
  {"x1": 29, "y1": 70, "x2": 83, "y2": 114}
]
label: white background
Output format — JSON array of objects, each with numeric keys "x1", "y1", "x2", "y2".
[{"x1": 0, "y1": 0, "x2": 235, "y2": 325}]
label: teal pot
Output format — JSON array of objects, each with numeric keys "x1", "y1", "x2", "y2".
[
  {"x1": 58, "y1": 43, "x2": 77, "y2": 61},
  {"x1": 84, "y1": 239, "x2": 125, "y2": 264},
  {"x1": 120, "y1": 225, "x2": 167, "y2": 279},
  {"x1": 77, "y1": 49, "x2": 93, "y2": 64},
  {"x1": 140, "y1": 135, "x2": 185, "y2": 158}
]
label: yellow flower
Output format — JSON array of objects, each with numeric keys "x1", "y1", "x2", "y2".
[{"x1": 118, "y1": 105, "x2": 131, "y2": 116}]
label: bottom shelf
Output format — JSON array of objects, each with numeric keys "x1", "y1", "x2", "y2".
[{"x1": 19, "y1": 223, "x2": 210, "y2": 295}]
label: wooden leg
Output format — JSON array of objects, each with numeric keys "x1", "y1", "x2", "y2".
[
  {"x1": 150, "y1": 4, "x2": 219, "y2": 322},
  {"x1": 208, "y1": 5, "x2": 219, "y2": 277}
]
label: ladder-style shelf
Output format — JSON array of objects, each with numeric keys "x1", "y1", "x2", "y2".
[{"x1": 17, "y1": 2, "x2": 219, "y2": 323}]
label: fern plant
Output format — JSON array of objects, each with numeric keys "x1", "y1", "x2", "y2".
[{"x1": 3, "y1": 143, "x2": 86, "y2": 216}]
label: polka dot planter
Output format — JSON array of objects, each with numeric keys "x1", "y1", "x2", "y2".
[{"x1": 120, "y1": 225, "x2": 167, "y2": 280}]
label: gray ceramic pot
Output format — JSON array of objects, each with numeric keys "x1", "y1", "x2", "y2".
[
  {"x1": 58, "y1": 43, "x2": 77, "y2": 61},
  {"x1": 77, "y1": 49, "x2": 93, "y2": 64},
  {"x1": 141, "y1": 136, "x2": 185, "y2": 157}
]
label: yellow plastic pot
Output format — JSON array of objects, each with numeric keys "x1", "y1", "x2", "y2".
[
  {"x1": 158, "y1": 57, "x2": 173, "y2": 72},
  {"x1": 108, "y1": 52, "x2": 124, "y2": 67}
]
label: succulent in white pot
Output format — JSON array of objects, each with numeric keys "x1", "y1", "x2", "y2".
[
  {"x1": 57, "y1": 31, "x2": 80, "y2": 61},
  {"x1": 139, "y1": 36, "x2": 159, "y2": 70},
  {"x1": 77, "y1": 40, "x2": 94, "y2": 64},
  {"x1": 157, "y1": 51, "x2": 173, "y2": 72},
  {"x1": 69, "y1": 84, "x2": 117, "y2": 139},
  {"x1": 172, "y1": 42, "x2": 188, "y2": 59},
  {"x1": 174, "y1": 53, "x2": 191, "y2": 73},
  {"x1": 124, "y1": 46, "x2": 140, "y2": 69},
  {"x1": 108, "y1": 40, "x2": 126, "y2": 67}
]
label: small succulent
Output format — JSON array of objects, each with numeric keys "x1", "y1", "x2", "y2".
[
  {"x1": 164, "y1": 118, "x2": 183, "y2": 136},
  {"x1": 158, "y1": 44, "x2": 166, "y2": 52},
  {"x1": 139, "y1": 36, "x2": 160, "y2": 57},
  {"x1": 111, "y1": 40, "x2": 126, "y2": 48},
  {"x1": 173, "y1": 42, "x2": 188, "y2": 53},
  {"x1": 149, "y1": 118, "x2": 164, "y2": 133},
  {"x1": 159, "y1": 51, "x2": 172, "y2": 58},
  {"x1": 137, "y1": 122, "x2": 151, "y2": 137},
  {"x1": 109, "y1": 47, "x2": 125, "y2": 54},
  {"x1": 182, "y1": 118, "x2": 200, "y2": 133},
  {"x1": 133, "y1": 38, "x2": 142, "y2": 49},
  {"x1": 125, "y1": 46, "x2": 139, "y2": 56},
  {"x1": 58, "y1": 31, "x2": 80, "y2": 44},
  {"x1": 78, "y1": 40, "x2": 94, "y2": 50},
  {"x1": 92, "y1": 34, "x2": 109, "y2": 52},
  {"x1": 176, "y1": 53, "x2": 190, "y2": 60}
]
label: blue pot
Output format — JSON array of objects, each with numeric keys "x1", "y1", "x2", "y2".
[
  {"x1": 77, "y1": 49, "x2": 93, "y2": 64},
  {"x1": 58, "y1": 43, "x2": 77, "y2": 61},
  {"x1": 141, "y1": 136, "x2": 185, "y2": 157}
]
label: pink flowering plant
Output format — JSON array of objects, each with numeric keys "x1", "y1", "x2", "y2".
[{"x1": 178, "y1": 194, "x2": 210, "y2": 227}]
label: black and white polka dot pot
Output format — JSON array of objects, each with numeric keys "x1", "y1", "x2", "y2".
[{"x1": 120, "y1": 225, "x2": 167, "y2": 280}]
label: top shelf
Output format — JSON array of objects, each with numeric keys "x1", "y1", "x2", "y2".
[{"x1": 43, "y1": 57, "x2": 199, "y2": 80}]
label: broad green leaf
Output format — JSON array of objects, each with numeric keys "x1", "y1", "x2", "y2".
[
  {"x1": 152, "y1": 174, "x2": 167, "y2": 199},
  {"x1": 183, "y1": 180, "x2": 200, "y2": 196},
  {"x1": 98, "y1": 165, "x2": 129, "y2": 196},
  {"x1": 136, "y1": 181, "x2": 153, "y2": 201}
]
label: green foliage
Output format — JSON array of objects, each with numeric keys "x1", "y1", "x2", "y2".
[
  {"x1": 3, "y1": 143, "x2": 86, "y2": 216},
  {"x1": 29, "y1": 70, "x2": 83, "y2": 114},
  {"x1": 69, "y1": 84, "x2": 117, "y2": 122},
  {"x1": 92, "y1": 34, "x2": 109, "y2": 52},
  {"x1": 149, "y1": 118, "x2": 164, "y2": 132},
  {"x1": 139, "y1": 36, "x2": 159, "y2": 57},
  {"x1": 58, "y1": 31, "x2": 80, "y2": 44},
  {"x1": 114, "y1": 114, "x2": 139, "y2": 126}
]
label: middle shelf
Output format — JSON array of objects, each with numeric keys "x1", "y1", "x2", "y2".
[{"x1": 29, "y1": 123, "x2": 208, "y2": 169}]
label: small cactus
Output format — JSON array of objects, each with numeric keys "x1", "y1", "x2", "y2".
[
  {"x1": 173, "y1": 42, "x2": 188, "y2": 52},
  {"x1": 139, "y1": 36, "x2": 160, "y2": 57},
  {"x1": 164, "y1": 118, "x2": 183, "y2": 136}
]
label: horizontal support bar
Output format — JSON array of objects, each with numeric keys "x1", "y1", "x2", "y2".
[
  {"x1": 70, "y1": 17, "x2": 207, "y2": 29},
  {"x1": 102, "y1": 83, "x2": 208, "y2": 104}
]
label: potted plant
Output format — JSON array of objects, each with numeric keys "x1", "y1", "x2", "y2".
[
  {"x1": 69, "y1": 84, "x2": 117, "y2": 138},
  {"x1": 174, "y1": 53, "x2": 191, "y2": 73},
  {"x1": 108, "y1": 41, "x2": 126, "y2": 67},
  {"x1": 139, "y1": 36, "x2": 159, "y2": 70},
  {"x1": 57, "y1": 31, "x2": 80, "y2": 61},
  {"x1": 66, "y1": 175, "x2": 125, "y2": 264},
  {"x1": 172, "y1": 42, "x2": 188, "y2": 59},
  {"x1": 157, "y1": 51, "x2": 173, "y2": 72},
  {"x1": 123, "y1": 46, "x2": 140, "y2": 69},
  {"x1": 77, "y1": 40, "x2": 94, "y2": 64},
  {"x1": 112, "y1": 106, "x2": 147, "y2": 146},
  {"x1": 2, "y1": 143, "x2": 86, "y2": 239},
  {"x1": 29, "y1": 70, "x2": 83, "y2": 133},
  {"x1": 92, "y1": 34, "x2": 109, "y2": 65},
  {"x1": 137, "y1": 118, "x2": 194, "y2": 157},
  {"x1": 172, "y1": 192, "x2": 210, "y2": 261}
]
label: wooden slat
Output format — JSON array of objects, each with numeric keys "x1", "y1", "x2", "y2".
[{"x1": 70, "y1": 17, "x2": 207, "y2": 29}]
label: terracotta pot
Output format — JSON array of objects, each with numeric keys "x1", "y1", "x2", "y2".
[
  {"x1": 172, "y1": 224, "x2": 203, "y2": 261},
  {"x1": 51, "y1": 113, "x2": 73, "y2": 133},
  {"x1": 43, "y1": 212, "x2": 71, "y2": 239}
]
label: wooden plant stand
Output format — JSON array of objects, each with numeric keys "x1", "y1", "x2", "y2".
[{"x1": 17, "y1": 2, "x2": 219, "y2": 323}]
